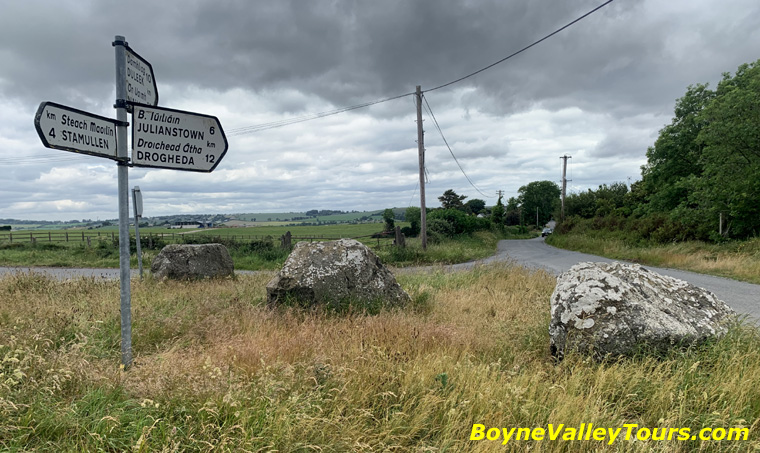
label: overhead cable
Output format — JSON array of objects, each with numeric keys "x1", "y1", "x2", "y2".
[
  {"x1": 422, "y1": 95, "x2": 490, "y2": 198},
  {"x1": 227, "y1": 92, "x2": 414, "y2": 136},
  {"x1": 426, "y1": 0, "x2": 615, "y2": 93},
  {"x1": 226, "y1": 1, "x2": 612, "y2": 136}
]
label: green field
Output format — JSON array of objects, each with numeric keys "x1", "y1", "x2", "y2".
[
  {"x1": 0, "y1": 222, "x2": 522, "y2": 271},
  {"x1": 0, "y1": 223, "x2": 389, "y2": 244},
  {"x1": 231, "y1": 210, "x2": 388, "y2": 223}
]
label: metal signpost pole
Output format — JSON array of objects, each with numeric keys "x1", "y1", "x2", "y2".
[
  {"x1": 132, "y1": 187, "x2": 144, "y2": 279},
  {"x1": 114, "y1": 36, "x2": 132, "y2": 369},
  {"x1": 33, "y1": 36, "x2": 222, "y2": 369}
]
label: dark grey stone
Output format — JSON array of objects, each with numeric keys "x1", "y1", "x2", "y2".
[{"x1": 151, "y1": 243, "x2": 234, "y2": 280}]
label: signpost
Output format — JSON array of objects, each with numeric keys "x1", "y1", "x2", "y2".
[
  {"x1": 131, "y1": 105, "x2": 228, "y2": 172},
  {"x1": 34, "y1": 102, "x2": 121, "y2": 160},
  {"x1": 32, "y1": 35, "x2": 229, "y2": 369},
  {"x1": 123, "y1": 46, "x2": 158, "y2": 107}
]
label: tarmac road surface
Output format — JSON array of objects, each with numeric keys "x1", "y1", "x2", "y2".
[{"x1": 478, "y1": 237, "x2": 760, "y2": 322}]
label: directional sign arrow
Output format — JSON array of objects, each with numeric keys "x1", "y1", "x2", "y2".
[
  {"x1": 123, "y1": 46, "x2": 158, "y2": 107},
  {"x1": 34, "y1": 101, "x2": 121, "y2": 160},
  {"x1": 130, "y1": 104, "x2": 228, "y2": 172}
]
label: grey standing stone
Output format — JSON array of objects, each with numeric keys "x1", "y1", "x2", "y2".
[
  {"x1": 266, "y1": 238, "x2": 410, "y2": 307},
  {"x1": 550, "y1": 262, "x2": 736, "y2": 360},
  {"x1": 151, "y1": 243, "x2": 234, "y2": 280}
]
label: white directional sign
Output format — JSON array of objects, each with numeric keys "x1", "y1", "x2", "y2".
[
  {"x1": 131, "y1": 105, "x2": 228, "y2": 172},
  {"x1": 34, "y1": 101, "x2": 120, "y2": 159},
  {"x1": 124, "y1": 46, "x2": 158, "y2": 106}
]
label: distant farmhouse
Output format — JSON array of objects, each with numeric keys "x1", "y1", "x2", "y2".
[{"x1": 170, "y1": 220, "x2": 214, "y2": 229}]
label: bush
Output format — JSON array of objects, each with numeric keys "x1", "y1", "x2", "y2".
[
  {"x1": 426, "y1": 218, "x2": 455, "y2": 239},
  {"x1": 427, "y1": 209, "x2": 489, "y2": 237},
  {"x1": 404, "y1": 207, "x2": 421, "y2": 237}
]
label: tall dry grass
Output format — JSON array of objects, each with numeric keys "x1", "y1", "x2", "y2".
[
  {"x1": 547, "y1": 234, "x2": 760, "y2": 284},
  {"x1": 1, "y1": 265, "x2": 758, "y2": 451}
]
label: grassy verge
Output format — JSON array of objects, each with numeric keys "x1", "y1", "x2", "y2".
[
  {"x1": 1, "y1": 266, "x2": 758, "y2": 451},
  {"x1": 0, "y1": 228, "x2": 529, "y2": 271},
  {"x1": 546, "y1": 232, "x2": 760, "y2": 284},
  {"x1": 377, "y1": 230, "x2": 508, "y2": 267}
]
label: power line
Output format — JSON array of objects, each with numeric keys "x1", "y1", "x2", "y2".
[
  {"x1": 422, "y1": 95, "x2": 491, "y2": 198},
  {"x1": 0, "y1": 153, "x2": 92, "y2": 165},
  {"x1": 408, "y1": 180, "x2": 419, "y2": 207},
  {"x1": 227, "y1": 92, "x2": 414, "y2": 136},
  {"x1": 227, "y1": 1, "x2": 613, "y2": 136},
  {"x1": 426, "y1": 0, "x2": 615, "y2": 93}
]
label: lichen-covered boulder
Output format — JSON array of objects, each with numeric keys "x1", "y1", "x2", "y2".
[
  {"x1": 550, "y1": 262, "x2": 736, "y2": 360},
  {"x1": 151, "y1": 243, "x2": 234, "y2": 280},
  {"x1": 266, "y1": 238, "x2": 410, "y2": 307}
]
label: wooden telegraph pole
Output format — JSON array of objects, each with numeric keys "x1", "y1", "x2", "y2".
[{"x1": 416, "y1": 86, "x2": 427, "y2": 250}]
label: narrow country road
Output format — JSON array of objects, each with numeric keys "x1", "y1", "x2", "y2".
[
  {"x1": 1, "y1": 237, "x2": 758, "y2": 320},
  {"x1": 480, "y1": 237, "x2": 760, "y2": 322}
]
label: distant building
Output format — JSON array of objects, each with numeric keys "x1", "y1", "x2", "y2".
[{"x1": 170, "y1": 221, "x2": 213, "y2": 229}]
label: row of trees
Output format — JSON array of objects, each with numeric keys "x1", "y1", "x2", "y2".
[
  {"x1": 383, "y1": 60, "x2": 759, "y2": 244},
  {"x1": 561, "y1": 59, "x2": 760, "y2": 242},
  {"x1": 438, "y1": 184, "x2": 561, "y2": 228},
  {"x1": 388, "y1": 182, "x2": 562, "y2": 242}
]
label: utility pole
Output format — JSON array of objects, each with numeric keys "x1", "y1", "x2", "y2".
[
  {"x1": 496, "y1": 190, "x2": 504, "y2": 199},
  {"x1": 560, "y1": 155, "x2": 571, "y2": 221},
  {"x1": 415, "y1": 86, "x2": 427, "y2": 250}
]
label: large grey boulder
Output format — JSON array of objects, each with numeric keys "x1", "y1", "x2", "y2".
[
  {"x1": 550, "y1": 262, "x2": 736, "y2": 360},
  {"x1": 151, "y1": 243, "x2": 234, "y2": 280},
  {"x1": 266, "y1": 238, "x2": 410, "y2": 307}
]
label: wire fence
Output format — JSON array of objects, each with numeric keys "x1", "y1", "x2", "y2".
[{"x1": 0, "y1": 230, "x2": 398, "y2": 248}]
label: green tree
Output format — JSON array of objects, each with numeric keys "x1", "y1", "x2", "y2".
[
  {"x1": 382, "y1": 209, "x2": 395, "y2": 232},
  {"x1": 504, "y1": 197, "x2": 520, "y2": 226},
  {"x1": 695, "y1": 60, "x2": 760, "y2": 238},
  {"x1": 404, "y1": 206, "x2": 421, "y2": 237},
  {"x1": 639, "y1": 83, "x2": 715, "y2": 214},
  {"x1": 465, "y1": 198, "x2": 486, "y2": 215},
  {"x1": 491, "y1": 196, "x2": 505, "y2": 225},
  {"x1": 438, "y1": 189, "x2": 467, "y2": 211},
  {"x1": 517, "y1": 181, "x2": 560, "y2": 227}
]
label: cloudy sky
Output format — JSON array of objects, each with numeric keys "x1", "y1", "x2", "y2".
[{"x1": 1, "y1": 0, "x2": 759, "y2": 221}]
